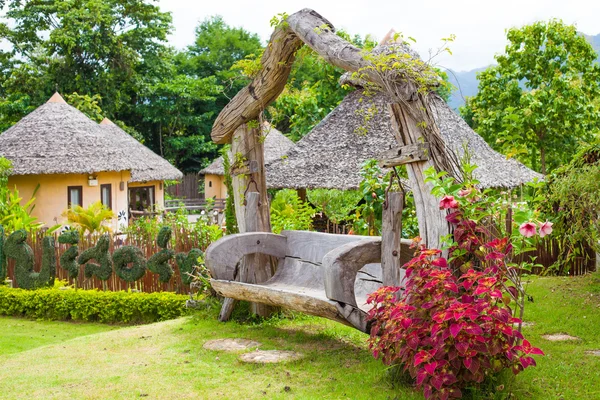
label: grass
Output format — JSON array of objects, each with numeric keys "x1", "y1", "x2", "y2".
[{"x1": 0, "y1": 275, "x2": 598, "y2": 399}]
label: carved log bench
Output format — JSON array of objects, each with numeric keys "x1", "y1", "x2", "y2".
[{"x1": 205, "y1": 230, "x2": 412, "y2": 332}]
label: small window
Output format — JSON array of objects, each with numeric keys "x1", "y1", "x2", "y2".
[
  {"x1": 209, "y1": 181, "x2": 213, "y2": 188},
  {"x1": 101, "y1": 184, "x2": 112, "y2": 209},
  {"x1": 67, "y1": 186, "x2": 83, "y2": 208}
]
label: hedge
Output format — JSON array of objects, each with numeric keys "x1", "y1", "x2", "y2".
[{"x1": 0, "y1": 286, "x2": 190, "y2": 324}]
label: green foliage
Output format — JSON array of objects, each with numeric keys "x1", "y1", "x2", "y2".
[
  {"x1": 461, "y1": 20, "x2": 600, "y2": 173},
  {"x1": 63, "y1": 201, "x2": 115, "y2": 236},
  {"x1": 58, "y1": 229, "x2": 80, "y2": 279},
  {"x1": 0, "y1": 184, "x2": 43, "y2": 234},
  {"x1": 0, "y1": 0, "x2": 172, "y2": 122},
  {"x1": 221, "y1": 146, "x2": 238, "y2": 234},
  {"x1": 147, "y1": 226, "x2": 174, "y2": 283},
  {"x1": 112, "y1": 245, "x2": 147, "y2": 282},
  {"x1": 78, "y1": 234, "x2": 113, "y2": 281},
  {"x1": 307, "y1": 188, "x2": 362, "y2": 225},
  {"x1": 64, "y1": 92, "x2": 104, "y2": 122},
  {"x1": 353, "y1": 160, "x2": 387, "y2": 236},
  {"x1": 176, "y1": 249, "x2": 204, "y2": 286},
  {"x1": 5, "y1": 230, "x2": 53, "y2": 289},
  {"x1": 270, "y1": 190, "x2": 315, "y2": 234},
  {"x1": 41, "y1": 236, "x2": 57, "y2": 286},
  {"x1": 542, "y1": 143, "x2": 600, "y2": 271},
  {"x1": 0, "y1": 225, "x2": 5, "y2": 280},
  {"x1": 0, "y1": 286, "x2": 189, "y2": 323}
]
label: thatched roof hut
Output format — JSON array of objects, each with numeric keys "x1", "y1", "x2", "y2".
[
  {"x1": 200, "y1": 123, "x2": 294, "y2": 177},
  {"x1": 266, "y1": 90, "x2": 542, "y2": 190},
  {"x1": 99, "y1": 118, "x2": 182, "y2": 182},
  {"x1": 0, "y1": 93, "x2": 182, "y2": 181}
]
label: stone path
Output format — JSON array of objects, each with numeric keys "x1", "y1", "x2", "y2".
[
  {"x1": 541, "y1": 334, "x2": 580, "y2": 341},
  {"x1": 203, "y1": 338, "x2": 261, "y2": 352},
  {"x1": 240, "y1": 350, "x2": 303, "y2": 364}
]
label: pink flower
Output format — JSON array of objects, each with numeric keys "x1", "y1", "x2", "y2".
[
  {"x1": 439, "y1": 195, "x2": 459, "y2": 210},
  {"x1": 458, "y1": 188, "x2": 472, "y2": 197},
  {"x1": 539, "y1": 221, "x2": 553, "y2": 238},
  {"x1": 519, "y1": 222, "x2": 537, "y2": 238}
]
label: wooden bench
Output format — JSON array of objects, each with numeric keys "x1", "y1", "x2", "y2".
[{"x1": 205, "y1": 230, "x2": 412, "y2": 332}]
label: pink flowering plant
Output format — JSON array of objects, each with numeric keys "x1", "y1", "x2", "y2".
[{"x1": 367, "y1": 165, "x2": 545, "y2": 400}]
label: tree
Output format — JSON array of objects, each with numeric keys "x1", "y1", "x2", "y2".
[
  {"x1": 461, "y1": 20, "x2": 600, "y2": 173},
  {"x1": 0, "y1": 0, "x2": 172, "y2": 120}
]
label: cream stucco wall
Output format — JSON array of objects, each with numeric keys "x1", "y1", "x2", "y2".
[
  {"x1": 8, "y1": 171, "x2": 131, "y2": 231},
  {"x1": 204, "y1": 174, "x2": 227, "y2": 199}
]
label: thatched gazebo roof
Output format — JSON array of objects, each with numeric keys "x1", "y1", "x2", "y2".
[
  {"x1": 200, "y1": 123, "x2": 294, "y2": 177},
  {"x1": 99, "y1": 118, "x2": 182, "y2": 182},
  {"x1": 266, "y1": 90, "x2": 542, "y2": 190},
  {"x1": 0, "y1": 93, "x2": 182, "y2": 182}
]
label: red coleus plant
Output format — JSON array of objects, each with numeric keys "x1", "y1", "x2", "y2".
[{"x1": 367, "y1": 201, "x2": 543, "y2": 399}]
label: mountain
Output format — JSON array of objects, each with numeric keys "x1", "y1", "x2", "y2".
[{"x1": 446, "y1": 33, "x2": 600, "y2": 110}]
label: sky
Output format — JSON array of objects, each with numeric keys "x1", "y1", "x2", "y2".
[{"x1": 159, "y1": 0, "x2": 600, "y2": 72}]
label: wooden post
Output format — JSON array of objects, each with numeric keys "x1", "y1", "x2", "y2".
[
  {"x1": 382, "y1": 192, "x2": 404, "y2": 287},
  {"x1": 297, "y1": 188, "x2": 307, "y2": 202},
  {"x1": 230, "y1": 123, "x2": 276, "y2": 318},
  {"x1": 388, "y1": 103, "x2": 450, "y2": 250}
]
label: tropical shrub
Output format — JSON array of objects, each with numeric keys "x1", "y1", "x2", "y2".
[
  {"x1": 0, "y1": 184, "x2": 43, "y2": 233},
  {"x1": 270, "y1": 189, "x2": 315, "y2": 234},
  {"x1": 4, "y1": 229, "x2": 54, "y2": 289},
  {"x1": 58, "y1": 229, "x2": 80, "y2": 279},
  {"x1": 542, "y1": 143, "x2": 600, "y2": 272},
  {"x1": 307, "y1": 188, "x2": 361, "y2": 226},
  {"x1": 0, "y1": 286, "x2": 189, "y2": 324},
  {"x1": 63, "y1": 201, "x2": 115, "y2": 235},
  {"x1": 113, "y1": 245, "x2": 147, "y2": 282},
  {"x1": 367, "y1": 165, "x2": 545, "y2": 400},
  {"x1": 147, "y1": 226, "x2": 175, "y2": 282},
  {"x1": 78, "y1": 234, "x2": 113, "y2": 281}
]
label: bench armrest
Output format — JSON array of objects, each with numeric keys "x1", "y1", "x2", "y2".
[
  {"x1": 205, "y1": 232, "x2": 287, "y2": 281},
  {"x1": 322, "y1": 238, "x2": 381, "y2": 308}
]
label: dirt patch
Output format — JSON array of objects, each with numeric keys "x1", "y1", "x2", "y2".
[
  {"x1": 585, "y1": 350, "x2": 600, "y2": 356},
  {"x1": 203, "y1": 338, "x2": 261, "y2": 352},
  {"x1": 541, "y1": 334, "x2": 580, "y2": 341},
  {"x1": 240, "y1": 350, "x2": 302, "y2": 363}
]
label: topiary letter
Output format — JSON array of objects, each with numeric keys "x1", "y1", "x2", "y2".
[
  {"x1": 113, "y1": 245, "x2": 147, "y2": 282},
  {"x1": 5, "y1": 229, "x2": 53, "y2": 289},
  {"x1": 58, "y1": 230, "x2": 80, "y2": 279},
  {"x1": 41, "y1": 236, "x2": 57, "y2": 286},
  {"x1": 0, "y1": 225, "x2": 6, "y2": 281},
  {"x1": 78, "y1": 234, "x2": 112, "y2": 281},
  {"x1": 176, "y1": 248, "x2": 204, "y2": 285},
  {"x1": 147, "y1": 226, "x2": 174, "y2": 282}
]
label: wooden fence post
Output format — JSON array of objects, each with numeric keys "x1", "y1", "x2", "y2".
[{"x1": 382, "y1": 191, "x2": 404, "y2": 287}]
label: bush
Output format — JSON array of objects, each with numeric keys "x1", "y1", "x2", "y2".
[
  {"x1": 0, "y1": 286, "x2": 190, "y2": 324},
  {"x1": 367, "y1": 165, "x2": 545, "y2": 400}
]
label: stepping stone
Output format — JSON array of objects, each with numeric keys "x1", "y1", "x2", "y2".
[
  {"x1": 585, "y1": 350, "x2": 600, "y2": 356},
  {"x1": 203, "y1": 338, "x2": 261, "y2": 352},
  {"x1": 541, "y1": 334, "x2": 580, "y2": 342},
  {"x1": 240, "y1": 350, "x2": 302, "y2": 364}
]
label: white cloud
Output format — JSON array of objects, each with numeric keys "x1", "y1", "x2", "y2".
[{"x1": 159, "y1": 0, "x2": 600, "y2": 71}]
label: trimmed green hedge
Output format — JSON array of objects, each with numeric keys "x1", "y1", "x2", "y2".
[{"x1": 0, "y1": 287, "x2": 190, "y2": 324}]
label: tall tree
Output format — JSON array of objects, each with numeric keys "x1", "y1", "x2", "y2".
[
  {"x1": 461, "y1": 20, "x2": 600, "y2": 173},
  {"x1": 0, "y1": 0, "x2": 172, "y2": 120}
]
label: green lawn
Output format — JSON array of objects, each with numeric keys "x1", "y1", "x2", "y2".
[{"x1": 0, "y1": 275, "x2": 599, "y2": 399}]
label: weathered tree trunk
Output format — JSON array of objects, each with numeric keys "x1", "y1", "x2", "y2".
[
  {"x1": 230, "y1": 124, "x2": 277, "y2": 317},
  {"x1": 388, "y1": 103, "x2": 450, "y2": 250},
  {"x1": 382, "y1": 192, "x2": 404, "y2": 287},
  {"x1": 211, "y1": 8, "x2": 418, "y2": 144}
]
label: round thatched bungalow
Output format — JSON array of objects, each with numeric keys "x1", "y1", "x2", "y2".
[
  {"x1": 266, "y1": 89, "x2": 542, "y2": 191},
  {"x1": 199, "y1": 123, "x2": 294, "y2": 199},
  {"x1": 0, "y1": 93, "x2": 182, "y2": 230}
]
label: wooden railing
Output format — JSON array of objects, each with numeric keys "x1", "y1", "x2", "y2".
[{"x1": 164, "y1": 198, "x2": 226, "y2": 212}]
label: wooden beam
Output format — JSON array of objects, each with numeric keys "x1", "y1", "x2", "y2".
[
  {"x1": 378, "y1": 143, "x2": 430, "y2": 168},
  {"x1": 211, "y1": 8, "x2": 419, "y2": 144},
  {"x1": 231, "y1": 160, "x2": 259, "y2": 177},
  {"x1": 381, "y1": 192, "x2": 406, "y2": 287}
]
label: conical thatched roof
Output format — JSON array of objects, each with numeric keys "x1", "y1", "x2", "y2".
[
  {"x1": 266, "y1": 90, "x2": 542, "y2": 190},
  {"x1": 99, "y1": 118, "x2": 182, "y2": 182},
  {"x1": 200, "y1": 123, "x2": 294, "y2": 176},
  {"x1": 0, "y1": 94, "x2": 182, "y2": 182}
]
